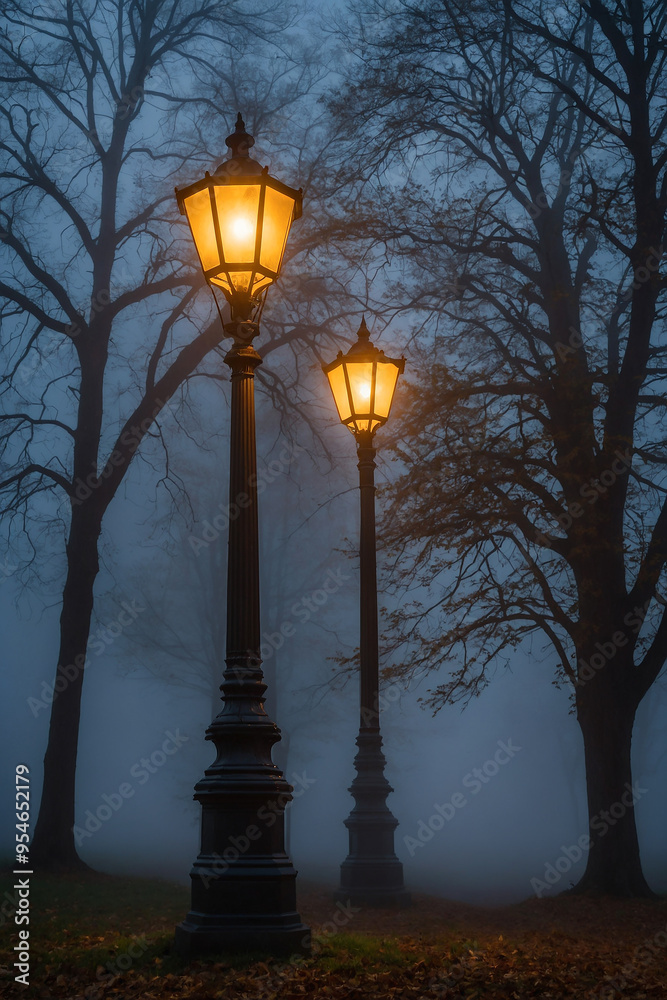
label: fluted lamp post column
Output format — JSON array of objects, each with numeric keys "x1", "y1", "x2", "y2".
[
  {"x1": 173, "y1": 114, "x2": 310, "y2": 956},
  {"x1": 323, "y1": 318, "x2": 411, "y2": 906}
]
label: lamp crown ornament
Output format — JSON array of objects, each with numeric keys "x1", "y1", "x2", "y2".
[
  {"x1": 218, "y1": 112, "x2": 262, "y2": 176},
  {"x1": 226, "y1": 112, "x2": 255, "y2": 155},
  {"x1": 343, "y1": 315, "x2": 373, "y2": 355}
]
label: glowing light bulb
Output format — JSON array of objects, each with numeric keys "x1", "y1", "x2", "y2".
[{"x1": 231, "y1": 216, "x2": 254, "y2": 241}]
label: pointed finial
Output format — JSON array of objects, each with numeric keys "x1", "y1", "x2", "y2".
[
  {"x1": 225, "y1": 112, "x2": 255, "y2": 158},
  {"x1": 357, "y1": 315, "x2": 371, "y2": 341}
]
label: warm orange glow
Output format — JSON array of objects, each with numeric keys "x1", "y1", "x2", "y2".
[
  {"x1": 215, "y1": 185, "x2": 259, "y2": 269},
  {"x1": 177, "y1": 172, "x2": 301, "y2": 306},
  {"x1": 183, "y1": 189, "x2": 218, "y2": 273},
  {"x1": 260, "y1": 186, "x2": 296, "y2": 274},
  {"x1": 231, "y1": 216, "x2": 254, "y2": 241},
  {"x1": 326, "y1": 364, "x2": 352, "y2": 423},
  {"x1": 346, "y1": 363, "x2": 373, "y2": 414},
  {"x1": 373, "y1": 361, "x2": 401, "y2": 419},
  {"x1": 324, "y1": 327, "x2": 404, "y2": 437}
]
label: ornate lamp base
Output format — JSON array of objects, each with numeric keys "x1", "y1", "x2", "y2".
[
  {"x1": 333, "y1": 870, "x2": 412, "y2": 908},
  {"x1": 174, "y1": 700, "x2": 311, "y2": 958},
  {"x1": 175, "y1": 866, "x2": 310, "y2": 956},
  {"x1": 334, "y1": 730, "x2": 411, "y2": 908}
]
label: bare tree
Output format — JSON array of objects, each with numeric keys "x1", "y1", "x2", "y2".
[
  {"x1": 324, "y1": 0, "x2": 667, "y2": 895},
  {"x1": 0, "y1": 0, "x2": 330, "y2": 869}
]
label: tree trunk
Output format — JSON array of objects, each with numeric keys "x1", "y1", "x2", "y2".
[
  {"x1": 30, "y1": 502, "x2": 102, "y2": 870},
  {"x1": 572, "y1": 674, "x2": 655, "y2": 897}
]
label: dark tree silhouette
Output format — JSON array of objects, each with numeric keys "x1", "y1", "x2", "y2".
[
  {"x1": 325, "y1": 0, "x2": 667, "y2": 895},
  {"x1": 0, "y1": 0, "x2": 324, "y2": 869}
]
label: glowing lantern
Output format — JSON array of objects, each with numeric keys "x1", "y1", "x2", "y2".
[
  {"x1": 323, "y1": 318, "x2": 405, "y2": 435},
  {"x1": 175, "y1": 113, "x2": 302, "y2": 319}
]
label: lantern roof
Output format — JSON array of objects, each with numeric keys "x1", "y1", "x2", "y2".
[
  {"x1": 325, "y1": 317, "x2": 405, "y2": 370},
  {"x1": 216, "y1": 112, "x2": 264, "y2": 177}
]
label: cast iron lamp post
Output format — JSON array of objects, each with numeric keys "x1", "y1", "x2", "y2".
[
  {"x1": 173, "y1": 114, "x2": 310, "y2": 956},
  {"x1": 323, "y1": 318, "x2": 411, "y2": 906}
]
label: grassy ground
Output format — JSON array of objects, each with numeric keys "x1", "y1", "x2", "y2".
[{"x1": 1, "y1": 871, "x2": 666, "y2": 998}]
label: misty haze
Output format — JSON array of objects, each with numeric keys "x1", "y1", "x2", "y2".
[{"x1": 2, "y1": 1, "x2": 667, "y2": 998}]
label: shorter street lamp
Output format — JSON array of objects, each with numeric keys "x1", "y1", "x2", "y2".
[
  {"x1": 323, "y1": 318, "x2": 411, "y2": 906},
  {"x1": 173, "y1": 114, "x2": 310, "y2": 956}
]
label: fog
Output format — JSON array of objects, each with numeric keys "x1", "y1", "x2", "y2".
[
  {"x1": 3, "y1": 364, "x2": 667, "y2": 906},
  {"x1": 1, "y1": 0, "x2": 667, "y2": 914}
]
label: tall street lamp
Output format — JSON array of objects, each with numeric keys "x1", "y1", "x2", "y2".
[
  {"x1": 173, "y1": 114, "x2": 310, "y2": 956},
  {"x1": 323, "y1": 318, "x2": 411, "y2": 906}
]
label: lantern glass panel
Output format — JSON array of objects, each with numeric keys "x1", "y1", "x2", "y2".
[
  {"x1": 214, "y1": 184, "x2": 260, "y2": 268},
  {"x1": 326, "y1": 364, "x2": 352, "y2": 422},
  {"x1": 353, "y1": 418, "x2": 380, "y2": 433},
  {"x1": 252, "y1": 274, "x2": 273, "y2": 293},
  {"x1": 374, "y1": 362, "x2": 401, "y2": 419},
  {"x1": 212, "y1": 270, "x2": 250, "y2": 293},
  {"x1": 183, "y1": 188, "x2": 219, "y2": 272},
  {"x1": 211, "y1": 271, "x2": 274, "y2": 296},
  {"x1": 260, "y1": 186, "x2": 296, "y2": 274},
  {"x1": 345, "y1": 362, "x2": 374, "y2": 416}
]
